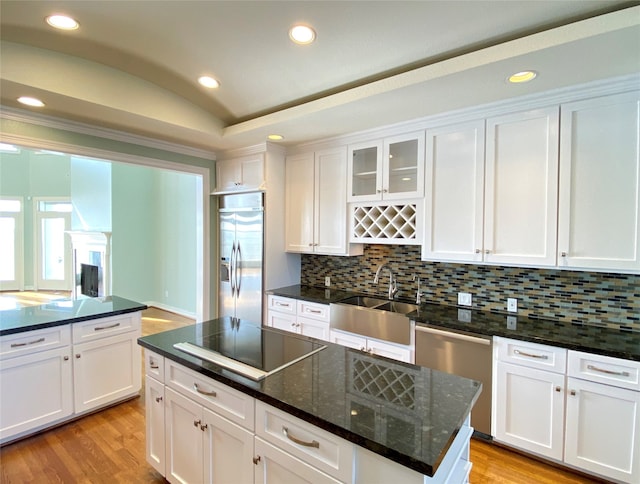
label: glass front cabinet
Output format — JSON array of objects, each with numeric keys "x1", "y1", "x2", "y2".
[{"x1": 348, "y1": 131, "x2": 425, "y2": 202}]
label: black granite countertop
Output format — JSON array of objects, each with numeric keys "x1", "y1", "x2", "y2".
[
  {"x1": 138, "y1": 317, "x2": 481, "y2": 477},
  {"x1": 0, "y1": 295, "x2": 148, "y2": 336},
  {"x1": 268, "y1": 285, "x2": 640, "y2": 362}
]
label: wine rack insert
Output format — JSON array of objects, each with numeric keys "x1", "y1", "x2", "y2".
[{"x1": 351, "y1": 202, "x2": 420, "y2": 244}]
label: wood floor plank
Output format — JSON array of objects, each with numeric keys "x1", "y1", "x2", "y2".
[{"x1": 0, "y1": 294, "x2": 607, "y2": 483}]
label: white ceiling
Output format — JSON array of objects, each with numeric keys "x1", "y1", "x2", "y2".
[{"x1": 1, "y1": 1, "x2": 639, "y2": 153}]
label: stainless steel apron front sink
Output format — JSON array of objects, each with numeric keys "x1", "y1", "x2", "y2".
[{"x1": 329, "y1": 297, "x2": 417, "y2": 346}]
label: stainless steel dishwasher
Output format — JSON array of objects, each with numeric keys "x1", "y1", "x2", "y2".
[{"x1": 415, "y1": 326, "x2": 492, "y2": 437}]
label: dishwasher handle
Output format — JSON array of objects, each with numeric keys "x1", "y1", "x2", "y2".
[{"x1": 416, "y1": 325, "x2": 491, "y2": 345}]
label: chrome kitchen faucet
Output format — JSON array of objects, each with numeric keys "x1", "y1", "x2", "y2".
[{"x1": 373, "y1": 263, "x2": 398, "y2": 300}]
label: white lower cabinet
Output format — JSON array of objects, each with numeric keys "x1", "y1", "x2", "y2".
[
  {"x1": 266, "y1": 295, "x2": 330, "y2": 342},
  {"x1": 494, "y1": 337, "x2": 640, "y2": 483},
  {"x1": 0, "y1": 345, "x2": 73, "y2": 442},
  {"x1": 73, "y1": 330, "x2": 141, "y2": 413},
  {"x1": 164, "y1": 387, "x2": 254, "y2": 484},
  {"x1": 147, "y1": 354, "x2": 468, "y2": 483},
  {"x1": 254, "y1": 437, "x2": 340, "y2": 484},
  {"x1": 0, "y1": 313, "x2": 142, "y2": 445},
  {"x1": 330, "y1": 329, "x2": 413, "y2": 363}
]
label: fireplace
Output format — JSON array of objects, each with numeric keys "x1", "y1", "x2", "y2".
[{"x1": 67, "y1": 231, "x2": 111, "y2": 298}]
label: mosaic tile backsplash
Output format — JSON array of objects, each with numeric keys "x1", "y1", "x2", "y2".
[{"x1": 301, "y1": 245, "x2": 640, "y2": 330}]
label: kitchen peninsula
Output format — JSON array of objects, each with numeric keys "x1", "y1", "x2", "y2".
[
  {"x1": 0, "y1": 296, "x2": 146, "y2": 444},
  {"x1": 138, "y1": 317, "x2": 482, "y2": 483}
]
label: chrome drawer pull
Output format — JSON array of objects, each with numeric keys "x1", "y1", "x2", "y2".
[
  {"x1": 194, "y1": 383, "x2": 217, "y2": 397},
  {"x1": 10, "y1": 337, "x2": 45, "y2": 348},
  {"x1": 282, "y1": 426, "x2": 320, "y2": 448},
  {"x1": 587, "y1": 364, "x2": 630, "y2": 377},
  {"x1": 307, "y1": 309, "x2": 322, "y2": 314},
  {"x1": 514, "y1": 349, "x2": 548, "y2": 360},
  {"x1": 94, "y1": 322, "x2": 120, "y2": 331},
  {"x1": 149, "y1": 363, "x2": 159, "y2": 369},
  {"x1": 275, "y1": 302, "x2": 290, "y2": 308}
]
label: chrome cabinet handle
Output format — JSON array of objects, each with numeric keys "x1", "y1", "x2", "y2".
[
  {"x1": 555, "y1": 386, "x2": 561, "y2": 392},
  {"x1": 149, "y1": 360, "x2": 159, "y2": 369},
  {"x1": 155, "y1": 396, "x2": 163, "y2": 403},
  {"x1": 75, "y1": 354, "x2": 81, "y2": 359},
  {"x1": 275, "y1": 301, "x2": 290, "y2": 308},
  {"x1": 561, "y1": 252, "x2": 567, "y2": 257},
  {"x1": 11, "y1": 337, "x2": 45, "y2": 347},
  {"x1": 94, "y1": 322, "x2": 120, "y2": 331},
  {"x1": 253, "y1": 456, "x2": 261, "y2": 465},
  {"x1": 570, "y1": 390, "x2": 576, "y2": 396},
  {"x1": 282, "y1": 426, "x2": 320, "y2": 448},
  {"x1": 63, "y1": 356, "x2": 69, "y2": 361},
  {"x1": 475, "y1": 249, "x2": 481, "y2": 254},
  {"x1": 307, "y1": 309, "x2": 322, "y2": 314},
  {"x1": 484, "y1": 249, "x2": 491, "y2": 254},
  {"x1": 194, "y1": 419, "x2": 201, "y2": 427},
  {"x1": 514, "y1": 349, "x2": 548, "y2": 360},
  {"x1": 200, "y1": 423, "x2": 208, "y2": 431},
  {"x1": 587, "y1": 364, "x2": 630, "y2": 377},
  {"x1": 194, "y1": 383, "x2": 217, "y2": 397}
]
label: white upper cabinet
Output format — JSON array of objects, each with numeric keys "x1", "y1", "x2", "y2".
[
  {"x1": 484, "y1": 107, "x2": 560, "y2": 266},
  {"x1": 424, "y1": 108, "x2": 559, "y2": 267},
  {"x1": 558, "y1": 91, "x2": 640, "y2": 272},
  {"x1": 214, "y1": 155, "x2": 265, "y2": 193},
  {"x1": 285, "y1": 148, "x2": 362, "y2": 256},
  {"x1": 348, "y1": 132, "x2": 425, "y2": 202},
  {"x1": 423, "y1": 120, "x2": 485, "y2": 262}
]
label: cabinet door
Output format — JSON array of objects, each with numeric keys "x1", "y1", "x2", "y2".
[
  {"x1": 285, "y1": 152, "x2": 315, "y2": 253},
  {"x1": 494, "y1": 361, "x2": 564, "y2": 459},
  {"x1": 266, "y1": 310, "x2": 298, "y2": 334},
  {"x1": 0, "y1": 346, "x2": 73, "y2": 443},
  {"x1": 485, "y1": 107, "x2": 559, "y2": 266},
  {"x1": 73, "y1": 331, "x2": 141, "y2": 413},
  {"x1": 298, "y1": 316, "x2": 329, "y2": 341},
  {"x1": 146, "y1": 376, "x2": 166, "y2": 476},
  {"x1": 315, "y1": 147, "x2": 351, "y2": 255},
  {"x1": 565, "y1": 377, "x2": 640, "y2": 483},
  {"x1": 239, "y1": 157, "x2": 265, "y2": 191},
  {"x1": 366, "y1": 339, "x2": 412, "y2": 363},
  {"x1": 558, "y1": 91, "x2": 640, "y2": 272},
  {"x1": 216, "y1": 156, "x2": 265, "y2": 193},
  {"x1": 254, "y1": 437, "x2": 341, "y2": 484},
  {"x1": 383, "y1": 131, "x2": 425, "y2": 200},
  {"x1": 203, "y1": 407, "x2": 254, "y2": 484},
  {"x1": 348, "y1": 140, "x2": 383, "y2": 202},
  {"x1": 165, "y1": 388, "x2": 204, "y2": 484},
  {"x1": 330, "y1": 330, "x2": 366, "y2": 351},
  {"x1": 423, "y1": 120, "x2": 485, "y2": 262}
]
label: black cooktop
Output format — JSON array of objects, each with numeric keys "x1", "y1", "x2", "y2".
[{"x1": 174, "y1": 318, "x2": 326, "y2": 380}]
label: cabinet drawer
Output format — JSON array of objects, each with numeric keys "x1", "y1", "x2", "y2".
[
  {"x1": 0, "y1": 325, "x2": 71, "y2": 360},
  {"x1": 165, "y1": 360, "x2": 254, "y2": 430},
  {"x1": 144, "y1": 349, "x2": 165, "y2": 383},
  {"x1": 297, "y1": 300, "x2": 329, "y2": 322},
  {"x1": 267, "y1": 295, "x2": 296, "y2": 315},
  {"x1": 255, "y1": 400, "x2": 353, "y2": 483},
  {"x1": 568, "y1": 351, "x2": 640, "y2": 391},
  {"x1": 72, "y1": 312, "x2": 141, "y2": 343},
  {"x1": 495, "y1": 337, "x2": 566, "y2": 373}
]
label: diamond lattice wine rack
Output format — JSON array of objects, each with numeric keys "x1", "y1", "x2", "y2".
[{"x1": 351, "y1": 202, "x2": 421, "y2": 244}]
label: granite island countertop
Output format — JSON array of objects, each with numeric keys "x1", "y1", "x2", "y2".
[
  {"x1": 0, "y1": 295, "x2": 148, "y2": 336},
  {"x1": 138, "y1": 317, "x2": 482, "y2": 477},
  {"x1": 267, "y1": 285, "x2": 640, "y2": 362}
]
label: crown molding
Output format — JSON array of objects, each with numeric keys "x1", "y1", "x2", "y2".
[
  {"x1": 287, "y1": 73, "x2": 640, "y2": 155},
  {"x1": 0, "y1": 106, "x2": 217, "y2": 161}
]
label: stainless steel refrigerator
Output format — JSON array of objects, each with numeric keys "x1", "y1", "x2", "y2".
[{"x1": 218, "y1": 192, "x2": 264, "y2": 324}]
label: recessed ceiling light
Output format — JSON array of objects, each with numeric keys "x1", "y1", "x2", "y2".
[
  {"x1": 508, "y1": 71, "x2": 537, "y2": 83},
  {"x1": 17, "y1": 96, "x2": 45, "y2": 107},
  {"x1": 46, "y1": 14, "x2": 79, "y2": 30},
  {"x1": 198, "y1": 76, "x2": 220, "y2": 89},
  {"x1": 267, "y1": 134, "x2": 284, "y2": 141},
  {"x1": 289, "y1": 24, "x2": 316, "y2": 45}
]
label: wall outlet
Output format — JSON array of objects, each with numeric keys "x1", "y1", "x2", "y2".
[
  {"x1": 324, "y1": 276, "x2": 331, "y2": 287},
  {"x1": 507, "y1": 297, "x2": 518, "y2": 313},
  {"x1": 507, "y1": 316, "x2": 517, "y2": 330},
  {"x1": 164, "y1": 290, "x2": 169, "y2": 298},
  {"x1": 457, "y1": 292, "x2": 472, "y2": 307}
]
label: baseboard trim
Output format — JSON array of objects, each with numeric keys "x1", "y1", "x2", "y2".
[{"x1": 144, "y1": 301, "x2": 196, "y2": 321}]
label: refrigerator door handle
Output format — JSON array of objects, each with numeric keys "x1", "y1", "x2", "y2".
[
  {"x1": 235, "y1": 241, "x2": 242, "y2": 296},
  {"x1": 230, "y1": 242, "x2": 236, "y2": 296}
]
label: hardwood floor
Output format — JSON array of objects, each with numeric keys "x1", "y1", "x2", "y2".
[{"x1": 0, "y1": 294, "x2": 605, "y2": 483}]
